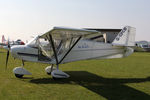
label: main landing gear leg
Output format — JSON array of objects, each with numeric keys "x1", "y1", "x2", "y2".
[{"x1": 45, "y1": 64, "x2": 56, "y2": 75}]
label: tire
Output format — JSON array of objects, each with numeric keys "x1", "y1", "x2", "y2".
[
  {"x1": 52, "y1": 77, "x2": 63, "y2": 80},
  {"x1": 52, "y1": 77, "x2": 59, "y2": 80},
  {"x1": 47, "y1": 72, "x2": 51, "y2": 75},
  {"x1": 15, "y1": 74, "x2": 24, "y2": 78}
]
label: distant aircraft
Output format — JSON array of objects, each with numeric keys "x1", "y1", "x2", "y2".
[
  {"x1": 134, "y1": 41, "x2": 150, "y2": 52},
  {"x1": 0, "y1": 35, "x2": 7, "y2": 47},
  {"x1": 5, "y1": 26, "x2": 136, "y2": 79},
  {"x1": 0, "y1": 35, "x2": 25, "y2": 49}
]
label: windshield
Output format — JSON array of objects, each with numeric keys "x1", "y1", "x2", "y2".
[{"x1": 26, "y1": 37, "x2": 39, "y2": 48}]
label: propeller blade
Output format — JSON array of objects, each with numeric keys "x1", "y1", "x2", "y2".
[
  {"x1": 6, "y1": 50, "x2": 10, "y2": 69},
  {"x1": 5, "y1": 38, "x2": 11, "y2": 69},
  {"x1": 7, "y1": 39, "x2": 10, "y2": 49}
]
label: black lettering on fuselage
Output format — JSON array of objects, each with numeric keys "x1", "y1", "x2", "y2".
[{"x1": 116, "y1": 27, "x2": 127, "y2": 41}]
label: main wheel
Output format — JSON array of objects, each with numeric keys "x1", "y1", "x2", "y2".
[
  {"x1": 52, "y1": 77, "x2": 60, "y2": 80},
  {"x1": 15, "y1": 74, "x2": 24, "y2": 78},
  {"x1": 45, "y1": 65, "x2": 56, "y2": 75}
]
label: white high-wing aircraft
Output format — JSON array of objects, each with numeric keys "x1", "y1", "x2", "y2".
[{"x1": 6, "y1": 26, "x2": 136, "y2": 79}]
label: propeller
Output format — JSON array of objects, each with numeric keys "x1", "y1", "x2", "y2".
[
  {"x1": 5, "y1": 39, "x2": 25, "y2": 69},
  {"x1": 5, "y1": 39, "x2": 11, "y2": 69}
]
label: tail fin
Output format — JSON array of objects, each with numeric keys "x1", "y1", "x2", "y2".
[
  {"x1": 2, "y1": 35, "x2": 6, "y2": 43},
  {"x1": 112, "y1": 26, "x2": 136, "y2": 46}
]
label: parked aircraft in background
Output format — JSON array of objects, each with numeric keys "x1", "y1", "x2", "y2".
[
  {"x1": 5, "y1": 26, "x2": 136, "y2": 79},
  {"x1": 12, "y1": 39, "x2": 25, "y2": 45},
  {"x1": 134, "y1": 41, "x2": 150, "y2": 52},
  {"x1": 0, "y1": 35, "x2": 7, "y2": 46},
  {"x1": 0, "y1": 35, "x2": 25, "y2": 49}
]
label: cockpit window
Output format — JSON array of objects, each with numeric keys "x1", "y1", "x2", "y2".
[
  {"x1": 27, "y1": 35, "x2": 80, "y2": 62},
  {"x1": 38, "y1": 38, "x2": 54, "y2": 60},
  {"x1": 52, "y1": 37, "x2": 78, "y2": 58},
  {"x1": 84, "y1": 34, "x2": 105, "y2": 42},
  {"x1": 37, "y1": 34, "x2": 79, "y2": 62}
]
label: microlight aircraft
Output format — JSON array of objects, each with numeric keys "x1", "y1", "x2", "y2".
[{"x1": 6, "y1": 26, "x2": 136, "y2": 79}]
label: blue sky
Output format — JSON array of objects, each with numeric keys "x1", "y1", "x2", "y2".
[{"x1": 0, "y1": 0, "x2": 150, "y2": 41}]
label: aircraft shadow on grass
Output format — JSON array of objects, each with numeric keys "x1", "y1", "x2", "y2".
[{"x1": 30, "y1": 71, "x2": 150, "y2": 100}]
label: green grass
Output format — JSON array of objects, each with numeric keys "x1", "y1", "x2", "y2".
[{"x1": 0, "y1": 48, "x2": 150, "y2": 100}]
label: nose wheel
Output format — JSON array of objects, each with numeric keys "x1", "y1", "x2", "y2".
[
  {"x1": 13, "y1": 67, "x2": 32, "y2": 78},
  {"x1": 15, "y1": 74, "x2": 24, "y2": 78},
  {"x1": 13, "y1": 60, "x2": 32, "y2": 78}
]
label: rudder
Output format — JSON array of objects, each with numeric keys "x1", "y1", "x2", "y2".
[{"x1": 112, "y1": 26, "x2": 136, "y2": 46}]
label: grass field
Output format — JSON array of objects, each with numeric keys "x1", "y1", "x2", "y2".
[{"x1": 0, "y1": 48, "x2": 150, "y2": 100}]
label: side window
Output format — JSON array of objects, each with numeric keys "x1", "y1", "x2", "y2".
[
  {"x1": 85, "y1": 34, "x2": 105, "y2": 42},
  {"x1": 38, "y1": 38, "x2": 53, "y2": 60}
]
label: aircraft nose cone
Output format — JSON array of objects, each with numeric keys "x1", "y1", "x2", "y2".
[
  {"x1": 11, "y1": 45, "x2": 25, "y2": 59},
  {"x1": 11, "y1": 46, "x2": 19, "y2": 58}
]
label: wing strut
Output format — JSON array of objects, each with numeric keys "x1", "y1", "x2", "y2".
[
  {"x1": 58, "y1": 36, "x2": 82, "y2": 64},
  {"x1": 47, "y1": 35, "x2": 59, "y2": 66}
]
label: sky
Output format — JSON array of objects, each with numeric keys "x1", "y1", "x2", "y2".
[{"x1": 0, "y1": 0, "x2": 150, "y2": 42}]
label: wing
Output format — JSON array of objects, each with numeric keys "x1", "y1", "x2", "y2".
[{"x1": 40, "y1": 27, "x2": 100, "y2": 39}]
